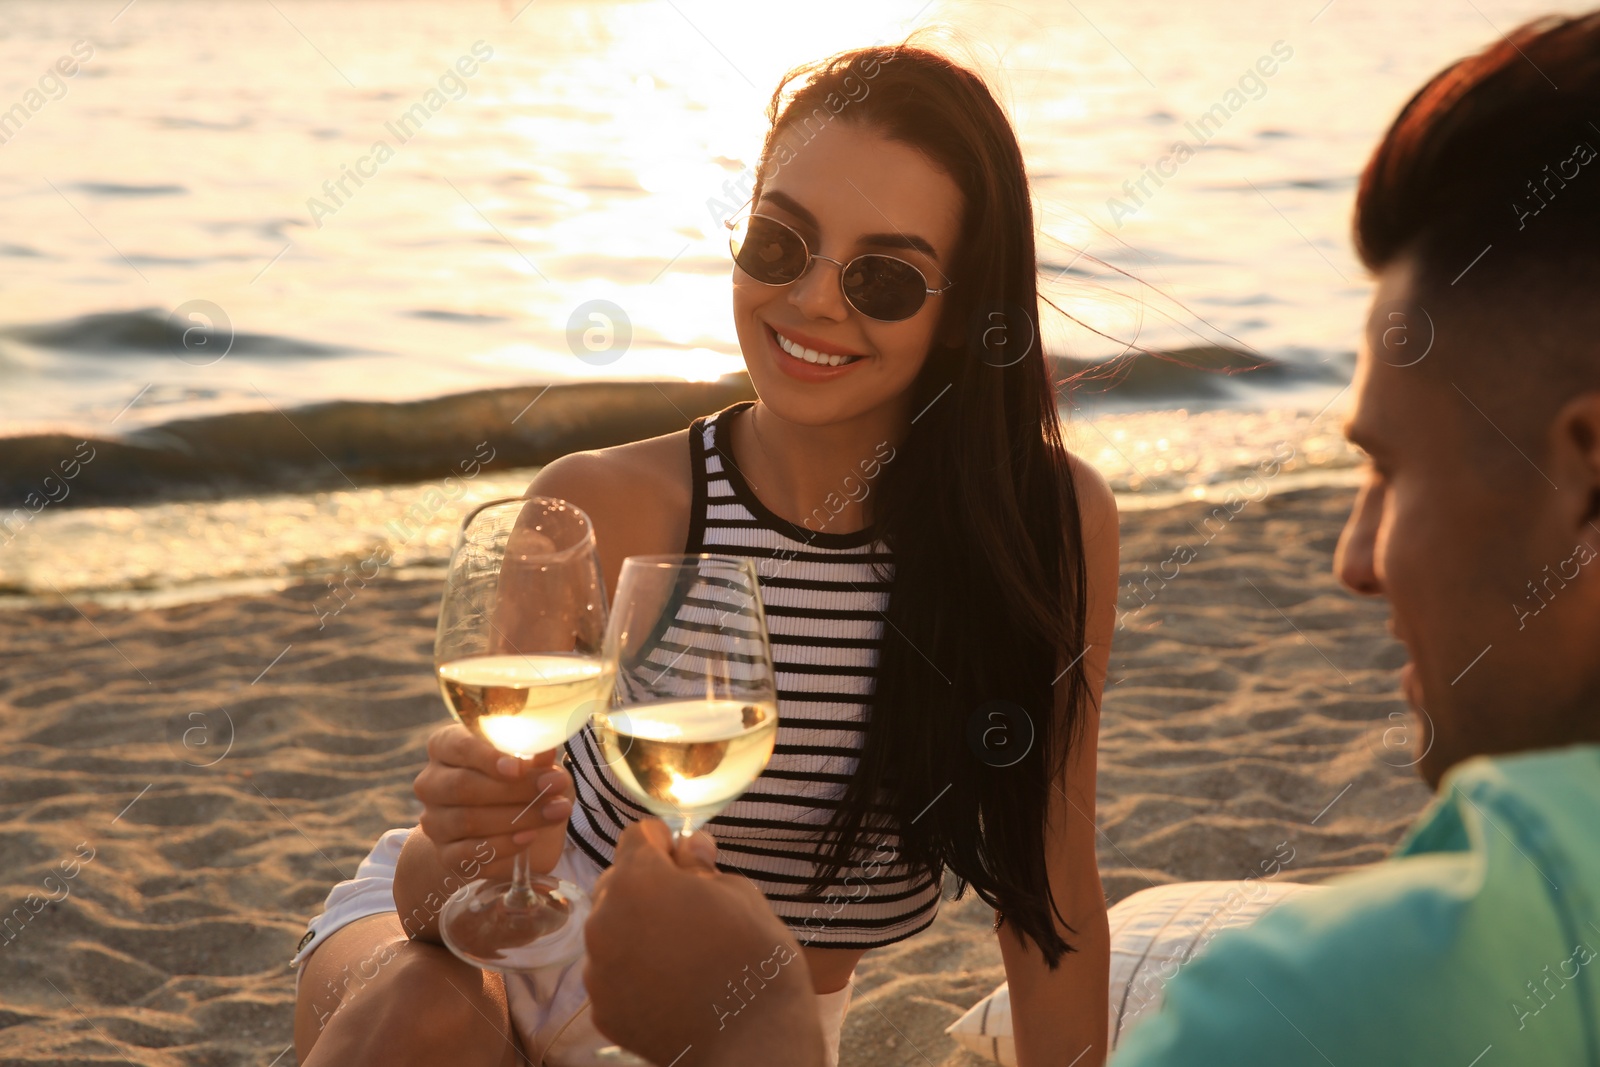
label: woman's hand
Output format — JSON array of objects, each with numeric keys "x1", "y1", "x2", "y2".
[{"x1": 412, "y1": 724, "x2": 575, "y2": 882}]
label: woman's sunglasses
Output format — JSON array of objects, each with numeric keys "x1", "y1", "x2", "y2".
[{"x1": 727, "y1": 212, "x2": 953, "y2": 323}]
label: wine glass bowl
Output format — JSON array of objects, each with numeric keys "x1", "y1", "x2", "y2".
[
  {"x1": 591, "y1": 554, "x2": 778, "y2": 842},
  {"x1": 432, "y1": 496, "x2": 613, "y2": 971},
  {"x1": 439, "y1": 653, "x2": 611, "y2": 759},
  {"x1": 593, "y1": 698, "x2": 776, "y2": 830}
]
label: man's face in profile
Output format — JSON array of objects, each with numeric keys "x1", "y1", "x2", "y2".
[{"x1": 1334, "y1": 256, "x2": 1598, "y2": 787}]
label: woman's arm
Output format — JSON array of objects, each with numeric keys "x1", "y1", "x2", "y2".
[{"x1": 1000, "y1": 457, "x2": 1118, "y2": 1067}]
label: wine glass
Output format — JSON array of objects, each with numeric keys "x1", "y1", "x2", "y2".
[
  {"x1": 433, "y1": 496, "x2": 613, "y2": 972},
  {"x1": 588, "y1": 554, "x2": 778, "y2": 1065},
  {"x1": 593, "y1": 554, "x2": 779, "y2": 842}
]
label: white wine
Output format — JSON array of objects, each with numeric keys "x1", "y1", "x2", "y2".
[
  {"x1": 594, "y1": 698, "x2": 778, "y2": 821},
  {"x1": 438, "y1": 654, "x2": 614, "y2": 758}
]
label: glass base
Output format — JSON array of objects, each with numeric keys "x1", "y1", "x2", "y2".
[
  {"x1": 594, "y1": 1046, "x2": 651, "y2": 1065},
  {"x1": 438, "y1": 875, "x2": 585, "y2": 972}
]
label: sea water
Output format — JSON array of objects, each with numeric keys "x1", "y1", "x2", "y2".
[{"x1": 0, "y1": 0, "x2": 1549, "y2": 606}]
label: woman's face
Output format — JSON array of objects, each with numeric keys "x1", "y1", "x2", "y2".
[{"x1": 731, "y1": 119, "x2": 964, "y2": 428}]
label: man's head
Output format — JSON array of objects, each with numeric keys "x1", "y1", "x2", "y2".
[{"x1": 1337, "y1": 13, "x2": 1600, "y2": 788}]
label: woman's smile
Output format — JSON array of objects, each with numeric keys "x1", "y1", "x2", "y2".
[{"x1": 763, "y1": 321, "x2": 870, "y2": 382}]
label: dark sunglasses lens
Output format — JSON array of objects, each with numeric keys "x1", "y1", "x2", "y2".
[
  {"x1": 843, "y1": 255, "x2": 928, "y2": 321},
  {"x1": 731, "y1": 216, "x2": 808, "y2": 284}
]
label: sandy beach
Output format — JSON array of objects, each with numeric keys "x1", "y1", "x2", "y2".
[{"x1": 0, "y1": 485, "x2": 1433, "y2": 1066}]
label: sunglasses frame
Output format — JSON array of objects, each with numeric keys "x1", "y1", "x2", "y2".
[{"x1": 725, "y1": 211, "x2": 954, "y2": 323}]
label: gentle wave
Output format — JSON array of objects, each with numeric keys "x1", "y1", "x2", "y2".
[
  {"x1": 0, "y1": 397, "x2": 1364, "y2": 611},
  {"x1": 1, "y1": 308, "x2": 345, "y2": 358},
  {"x1": 0, "y1": 348, "x2": 1350, "y2": 509},
  {"x1": 1056, "y1": 345, "x2": 1350, "y2": 407},
  {"x1": 71, "y1": 182, "x2": 188, "y2": 198},
  {"x1": 0, "y1": 378, "x2": 760, "y2": 509}
]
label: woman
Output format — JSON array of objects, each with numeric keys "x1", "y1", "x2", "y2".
[{"x1": 293, "y1": 42, "x2": 1117, "y2": 1067}]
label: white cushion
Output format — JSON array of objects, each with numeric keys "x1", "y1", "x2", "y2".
[{"x1": 945, "y1": 879, "x2": 1324, "y2": 1063}]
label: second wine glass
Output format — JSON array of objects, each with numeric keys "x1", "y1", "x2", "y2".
[
  {"x1": 592, "y1": 553, "x2": 779, "y2": 846},
  {"x1": 586, "y1": 553, "x2": 778, "y2": 1065}
]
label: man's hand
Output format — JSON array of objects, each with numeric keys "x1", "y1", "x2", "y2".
[
  {"x1": 584, "y1": 821, "x2": 827, "y2": 1067},
  {"x1": 413, "y1": 724, "x2": 573, "y2": 882}
]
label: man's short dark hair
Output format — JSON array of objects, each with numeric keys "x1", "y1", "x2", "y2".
[
  {"x1": 1356, "y1": 12, "x2": 1600, "y2": 277},
  {"x1": 1353, "y1": 12, "x2": 1600, "y2": 447}
]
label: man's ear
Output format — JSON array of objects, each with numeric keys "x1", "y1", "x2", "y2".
[{"x1": 1553, "y1": 391, "x2": 1600, "y2": 547}]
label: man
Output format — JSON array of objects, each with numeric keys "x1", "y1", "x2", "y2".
[{"x1": 584, "y1": 12, "x2": 1600, "y2": 1066}]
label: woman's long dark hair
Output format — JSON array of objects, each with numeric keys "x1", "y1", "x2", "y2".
[{"x1": 753, "y1": 44, "x2": 1092, "y2": 967}]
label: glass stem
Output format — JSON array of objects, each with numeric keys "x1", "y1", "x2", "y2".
[{"x1": 504, "y1": 844, "x2": 535, "y2": 910}]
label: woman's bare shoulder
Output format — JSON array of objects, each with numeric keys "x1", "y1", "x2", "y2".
[
  {"x1": 1063, "y1": 449, "x2": 1119, "y2": 651},
  {"x1": 1065, "y1": 451, "x2": 1117, "y2": 554},
  {"x1": 525, "y1": 428, "x2": 695, "y2": 570}
]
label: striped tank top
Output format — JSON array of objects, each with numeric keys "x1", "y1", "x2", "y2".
[{"x1": 565, "y1": 401, "x2": 943, "y2": 948}]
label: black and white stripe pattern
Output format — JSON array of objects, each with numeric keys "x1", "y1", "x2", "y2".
[{"x1": 565, "y1": 402, "x2": 942, "y2": 948}]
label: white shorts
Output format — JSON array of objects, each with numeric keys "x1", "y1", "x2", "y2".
[
  {"x1": 291, "y1": 827, "x2": 411, "y2": 978},
  {"x1": 294, "y1": 827, "x2": 853, "y2": 1067}
]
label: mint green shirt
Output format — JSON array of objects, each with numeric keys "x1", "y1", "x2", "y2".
[{"x1": 1111, "y1": 744, "x2": 1600, "y2": 1066}]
